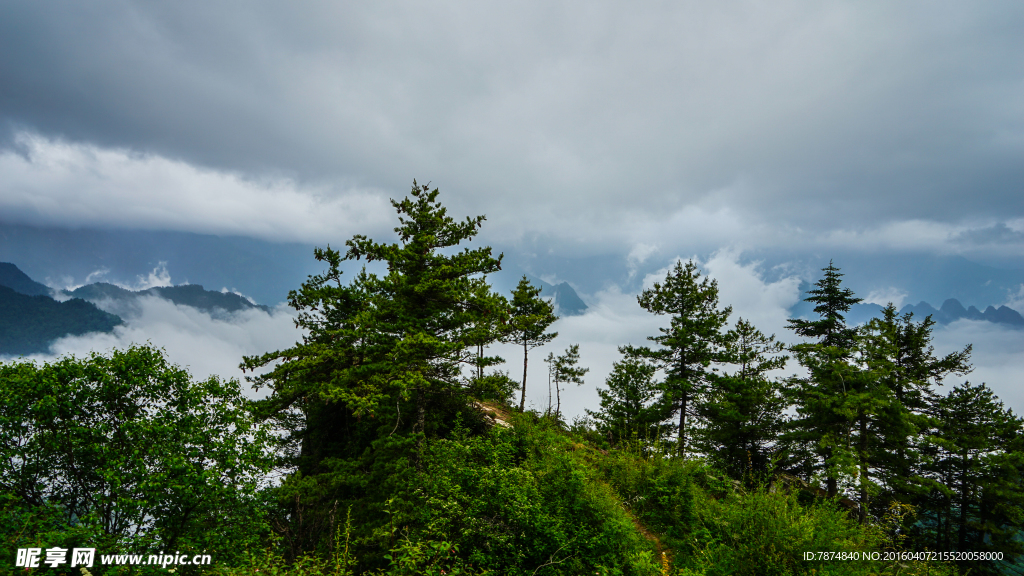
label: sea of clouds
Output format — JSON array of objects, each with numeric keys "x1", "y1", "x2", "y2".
[{"x1": 8, "y1": 252, "x2": 1021, "y2": 420}]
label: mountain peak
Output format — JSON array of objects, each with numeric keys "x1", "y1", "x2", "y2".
[
  {"x1": 940, "y1": 298, "x2": 967, "y2": 317},
  {"x1": 0, "y1": 262, "x2": 52, "y2": 297}
]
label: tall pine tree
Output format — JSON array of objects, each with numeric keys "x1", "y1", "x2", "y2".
[
  {"x1": 859, "y1": 304, "x2": 972, "y2": 522},
  {"x1": 242, "y1": 181, "x2": 507, "y2": 554},
  {"x1": 632, "y1": 260, "x2": 732, "y2": 458},
  {"x1": 922, "y1": 382, "x2": 1024, "y2": 570},
  {"x1": 784, "y1": 261, "x2": 862, "y2": 498}
]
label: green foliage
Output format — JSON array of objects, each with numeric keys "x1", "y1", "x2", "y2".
[
  {"x1": 242, "y1": 181, "x2": 510, "y2": 558},
  {"x1": 546, "y1": 343, "x2": 588, "y2": 419},
  {"x1": 858, "y1": 304, "x2": 973, "y2": 525},
  {"x1": 695, "y1": 318, "x2": 787, "y2": 479},
  {"x1": 0, "y1": 345, "x2": 273, "y2": 572},
  {"x1": 410, "y1": 417, "x2": 660, "y2": 575},
  {"x1": 784, "y1": 262, "x2": 864, "y2": 498},
  {"x1": 467, "y1": 370, "x2": 519, "y2": 404},
  {"x1": 919, "y1": 382, "x2": 1024, "y2": 572},
  {"x1": 595, "y1": 447, "x2": 955, "y2": 576}
]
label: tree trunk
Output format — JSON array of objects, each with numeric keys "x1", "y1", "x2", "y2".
[
  {"x1": 555, "y1": 377, "x2": 561, "y2": 419},
  {"x1": 678, "y1": 391, "x2": 688, "y2": 458},
  {"x1": 477, "y1": 344, "x2": 484, "y2": 380},
  {"x1": 958, "y1": 453, "x2": 968, "y2": 551},
  {"x1": 546, "y1": 367, "x2": 552, "y2": 417},
  {"x1": 826, "y1": 445, "x2": 838, "y2": 498},
  {"x1": 519, "y1": 341, "x2": 528, "y2": 411},
  {"x1": 415, "y1": 388, "x2": 426, "y2": 470},
  {"x1": 858, "y1": 414, "x2": 869, "y2": 524}
]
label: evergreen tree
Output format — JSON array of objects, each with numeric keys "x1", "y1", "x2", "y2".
[
  {"x1": 695, "y1": 318, "x2": 787, "y2": 479},
  {"x1": 921, "y1": 382, "x2": 1024, "y2": 571},
  {"x1": 242, "y1": 181, "x2": 507, "y2": 554},
  {"x1": 586, "y1": 349, "x2": 673, "y2": 447},
  {"x1": 632, "y1": 259, "x2": 732, "y2": 458},
  {"x1": 859, "y1": 304, "x2": 972, "y2": 522},
  {"x1": 552, "y1": 343, "x2": 589, "y2": 420},
  {"x1": 501, "y1": 276, "x2": 558, "y2": 411},
  {"x1": 466, "y1": 284, "x2": 510, "y2": 382},
  {"x1": 784, "y1": 261, "x2": 862, "y2": 498}
]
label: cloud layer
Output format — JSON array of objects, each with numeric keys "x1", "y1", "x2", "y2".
[
  {"x1": 7, "y1": 296, "x2": 302, "y2": 397},
  {"x1": 1, "y1": 2, "x2": 1023, "y2": 258},
  {"x1": 0, "y1": 133, "x2": 393, "y2": 243}
]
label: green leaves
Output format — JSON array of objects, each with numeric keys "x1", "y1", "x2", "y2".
[
  {"x1": 587, "y1": 350, "x2": 673, "y2": 449},
  {"x1": 0, "y1": 345, "x2": 274, "y2": 563}
]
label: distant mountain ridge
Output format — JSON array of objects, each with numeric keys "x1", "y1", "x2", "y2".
[
  {"x1": 0, "y1": 285, "x2": 122, "y2": 356},
  {"x1": 899, "y1": 299, "x2": 1024, "y2": 327},
  {"x1": 524, "y1": 275, "x2": 588, "y2": 317},
  {"x1": 835, "y1": 298, "x2": 1024, "y2": 329},
  {"x1": 64, "y1": 282, "x2": 270, "y2": 314},
  {"x1": 0, "y1": 262, "x2": 271, "y2": 356},
  {"x1": 0, "y1": 262, "x2": 52, "y2": 297}
]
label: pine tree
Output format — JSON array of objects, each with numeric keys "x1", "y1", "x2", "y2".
[
  {"x1": 552, "y1": 343, "x2": 588, "y2": 420},
  {"x1": 784, "y1": 261, "x2": 862, "y2": 498},
  {"x1": 632, "y1": 259, "x2": 732, "y2": 458},
  {"x1": 859, "y1": 304, "x2": 972, "y2": 522},
  {"x1": 695, "y1": 318, "x2": 787, "y2": 479},
  {"x1": 501, "y1": 276, "x2": 558, "y2": 411},
  {"x1": 922, "y1": 382, "x2": 1024, "y2": 569},
  {"x1": 586, "y1": 349, "x2": 674, "y2": 448},
  {"x1": 242, "y1": 181, "x2": 507, "y2": 553}
]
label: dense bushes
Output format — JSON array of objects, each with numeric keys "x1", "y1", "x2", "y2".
[{"x1": 0, "y1": 346, "x2": 273, "y2": 575}]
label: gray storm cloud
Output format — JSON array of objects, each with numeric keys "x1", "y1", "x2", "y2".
[
  {"x1": 2, "y1": 2, "x2": 1023, "y2": 417},
  {"x1": 1, "y1": 1, "x2": 1023, "y2": 255}
]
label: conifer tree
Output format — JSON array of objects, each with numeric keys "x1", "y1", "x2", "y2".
[
  {"x1": 586, "y1": 349, "x2": 673, "y2": 447},
  {"x1": 784, "y1": 261, "x2": 862, "y2": 498},
  {"x1": 632, "y1": 259, "x2": 732, "y2": 458},
  {"x1": 859, "y1": 304, "x2": 972, "y2": 521},
  {"x1": 242, "y1": 181, "x2": 507, "y2": 552},
  {"x1": 695, "y1": 318, "x2": 787, "y2": 478},
  {"x1": 502, "y1": 276, "x2": 558, "y2": 411},
  {"x1": 920, "y1": 384, "x2": 1023, "y2": 559},
  {"x1": 552, "y1": 343, "x2": 588, "y2": 419}
]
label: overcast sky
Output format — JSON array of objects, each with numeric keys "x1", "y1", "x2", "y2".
[
  {"x1": 3, "y1": 2, "x2": 1023, "y2": 256},
  {"x1": 2, "y1": 1, "x2": 1023, "y2": 414}
]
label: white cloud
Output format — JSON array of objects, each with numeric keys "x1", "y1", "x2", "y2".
[
  {"x1": 501, "y1": 251, "x2": 803, "y2": 420},
  {"x1": 626, "y1": 243, "x2": 658, "y2": 278},
  {"x1": 3, "y1": 3, "x2": 1023, "y2": 262},
  {"x1": 1006, "y1": 284, "x2": 1024, "y2": 311},
  {"x1": 702, "y1": 251, "x2": 803, "y2": 340},
  {"x1": 864, "y1": 287, "x2": 909, "y2": 309},
  {"x1": 932, "y1": 319, "x2": 1024, "y2": 415},
  {"x1": 0, "y1": 132, "x2": 394, "y2": 244},
  {"x1": 6, "y1": 296, "x2": 303, "y2": 398},
  {"x1": 130, "y1": 262, "x2": 173, "y2": 290}
]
